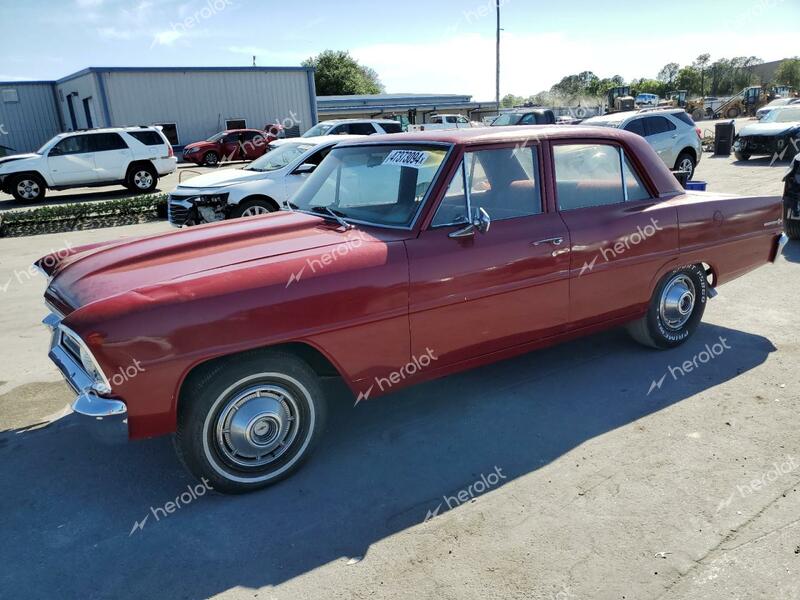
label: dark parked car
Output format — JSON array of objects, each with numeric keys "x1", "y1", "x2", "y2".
[
  {"x1": 734, "y1": 106, "x2": 800, "y2": 161},
  {"x1": 182, "y1": 128, "x2": 282, "y2": 166},
  {"x1": 491, "y1": 108, "x2": 556, "y2": 126}
]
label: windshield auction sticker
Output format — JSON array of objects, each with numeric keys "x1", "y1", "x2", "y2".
[{"x1": 383, "y1": 150, "x2": 429, "y2": 169}]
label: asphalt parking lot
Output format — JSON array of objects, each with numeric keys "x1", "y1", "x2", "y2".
[{"x1": 0, "y1": 151, "x2": 798, "y2": 599}]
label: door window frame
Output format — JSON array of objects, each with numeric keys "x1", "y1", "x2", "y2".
[
  {"x1": 428, "y1": 141, "x2": 546, "y2": 229},
  {"x1": 549, "y1": 140, "x2": 656, "y2": 212}
]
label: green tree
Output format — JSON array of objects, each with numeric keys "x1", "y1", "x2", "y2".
[
  {"x1": 693, "y1": 53, "x2": 711, "y2": 96},
  {"x1": 657, "y1": 62, "x2": 680, "y2": 88},
  {"x1": 302, "y1": 50, "x2": 384, "y2": 96},
  {"x1": 775, "y1": 58, "x2": 800, "y2": 89},
  {"x1": 501, "y1": 93, "x2": 525, "y2": 108}
]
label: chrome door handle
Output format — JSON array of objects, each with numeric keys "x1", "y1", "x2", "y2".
[{"x1": 532, "y1": 237, "x2": 564, "y2": 246}]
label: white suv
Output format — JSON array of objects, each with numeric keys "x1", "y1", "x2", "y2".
[
  {"x1": 0, "y1": 126, "x2": 177, "y2": 203},
  {"x1": 302, "y1": 119, "x2": 403, "y2": 137},
  {"x1": 583, "y1": 109, "x2": 703, "y2": 179}
]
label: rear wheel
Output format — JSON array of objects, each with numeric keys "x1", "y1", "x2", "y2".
[
  {"x1": 627, "y1": 265, "x2": 708, "y2": 349},
  {"x1": 10, "y1": 173, "x2": 46, "y2": 203},
  {"x1": 174, "y1": 351, "x2": 327, "y2": 494},
  {"x1": 785, "y1": 200, "x2": 800, "y2": 240},
  {"x1": 691, "y1": 109, "x2": 704, "y2": 121},
  {"x1": 675, "y1": 152, "x2": 696, "y2": 180},
  {"x1": 127, "y1": 164, "x2": 157, "y2": 194},
  {"x1": 726, "y1": 107, "x2": 740, "y2": 119},
  {"x1": 231, "y1": 198, "x2": 277, "y2": 219}
]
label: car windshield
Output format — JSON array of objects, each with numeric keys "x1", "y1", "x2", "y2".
[
  {"x1": 492, "y1": 114, "x2": 518, "y2": 126},
  {"x1": 206, "y1": 132, "x2": 225, "y2": 142},
  {"x1": 764, "y1": 107, "x2": 800, "y2": 123},
  {"x1": 291, "y1": 144, "x2": 449, "y2": 227},
  {"x1": 303, "y1": 123, "x2": 335, "y2": 137},
  {"x1": 245, "y1": 142, "x2": 315, "y2": 172}
]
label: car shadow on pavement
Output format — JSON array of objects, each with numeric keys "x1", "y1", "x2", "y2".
[
  {"x1": 781, "y1": 239, "x2": 800, "y2": 263},
  {"x1": 0, "y1": 323, "x2": 776, "y2": 598}
]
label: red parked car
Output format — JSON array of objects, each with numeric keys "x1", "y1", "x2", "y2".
[
  {"x1": 182, "y1": 127, "x2": 281, "y2": 166},
  {"x1": 38, "y1": 126, "x2": 788, "y2": 493}
]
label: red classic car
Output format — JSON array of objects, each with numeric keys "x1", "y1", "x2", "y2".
[
  {"x1": 37, "y1": 126, "x2": 788, "y2": 493},
  {"x1": 182, "y1": 127, "x2": 282, "y2": 166}
]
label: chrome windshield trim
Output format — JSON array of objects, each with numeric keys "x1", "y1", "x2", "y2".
[{"x1": 294, "y1": 141, "x2": 455, "y2": 232}]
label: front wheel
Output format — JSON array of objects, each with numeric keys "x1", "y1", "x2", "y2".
[
  {"x1": 734, "y1": 151, "x2": 751, "y2": 161},
  {"x1": 230, "y1": 198, "x2": 277, "y2": 219},
  {"x1": 174, "y1": 351, "x2": 327, "y2": 494},
  {"x1": 202, "y1": 152, "x2": 220, "y2": 167},
  {"x1": 627, "y1": 265, "x2": 708, "y2": 349},
  {"x1": 11, "y1": 174, "x2": 46, "y2": 203}
]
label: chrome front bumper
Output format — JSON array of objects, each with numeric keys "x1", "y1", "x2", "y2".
[{"x1": 44, "y1": 313, "x2": 129, "y2": 443}]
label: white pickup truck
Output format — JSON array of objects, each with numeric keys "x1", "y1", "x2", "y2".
[{"x1": 407, "y1": 114, "x2": 483, "y2": 132}]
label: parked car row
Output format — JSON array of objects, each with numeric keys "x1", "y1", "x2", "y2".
[{"x1": 38, "y1": 125, "x2": 789, "y2": 493}]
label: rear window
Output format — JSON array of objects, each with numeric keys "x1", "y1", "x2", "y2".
[
  {"x1": 127, "y1": 130, "x2": 165, "y2": 146},
  {"x1": 671, "y1": 112, "x2": 695, "y2": 127},
  {"x1": 380, "y1": 122, "x2": 403, "y2": 134}
]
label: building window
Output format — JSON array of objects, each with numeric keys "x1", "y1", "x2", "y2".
[
  {"x1": 1, "y1": 89, "x2": 19, "y2": 103},
  {"x1": 155, "y1": 123, "x2": 179, "y2": 145}
]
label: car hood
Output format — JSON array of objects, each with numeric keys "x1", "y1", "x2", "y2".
[
  {"x1": 0, "y1": 153, "x2": 40, "y2": 167},
  {"x1": 739, "y1": 122, "x2": 800, "y2": 137},
  {"x1": 42, "y1": 211, "x2": 359, "y2": 312},
  {"x1": 176, "y1": 168, "x2": 267, "y2": 189}
]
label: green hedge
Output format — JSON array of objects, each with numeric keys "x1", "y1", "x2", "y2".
[{"x1": 0, "y1": 194, "x2": 168, "y2": 237}]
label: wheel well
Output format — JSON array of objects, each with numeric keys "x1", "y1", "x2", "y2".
[
  {"x1": 177, "y1": 342, "x2": 342, "y2": 411},
  {"x1": 4, "y1": 171, "x2": 47, "y2": 193},
  {"x1": 678, "y1": 147, "x2": 697, "y2": 162},
  {"x1": 238, "y1": 195, "x2": 280, "y2": 211},
  {"x1": 126, "y1": 160, "x2": 156, "y2": 178}
]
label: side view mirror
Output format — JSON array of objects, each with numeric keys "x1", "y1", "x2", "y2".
[
  {"x1": 293, "y1": 163, "x2": 317, "y2": 175},
  {"x1": 448, "y1": 207, "x2": 491, "y2": 239}
]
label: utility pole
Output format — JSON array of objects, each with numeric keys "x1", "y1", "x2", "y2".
[{"x1": 495, "y1": 0, "x2": 501, "y2": 107}]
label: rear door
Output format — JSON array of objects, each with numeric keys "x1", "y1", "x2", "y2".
[
  {"x1": 90, "y1": 133, "x2": 133, "y2": 182},
  {"x1": 47, "y1": 135, "x2": 97, "y2": 185},
  {"x1": 407, "y1": 144, "x2": 571, "y2": 366},
  {"x1": 219, "y1": 132, "x2": 241, "y2": 161},
  {"x1": 642, "y1": 116, "x2": 678, "y2": 167},
  {"x1": 552, "y1": 141, "x2": 679, "y2": 327}
]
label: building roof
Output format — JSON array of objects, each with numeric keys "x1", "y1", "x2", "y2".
[{"x1": 317, "y1": 93, "x2": 498, "y2": 114}]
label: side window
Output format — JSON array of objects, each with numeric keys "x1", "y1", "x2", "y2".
[
  {"x1": 519, "y1": 113, "x2": 536, "y2": 125},
  {"x1": 445, "y1": 116, "x2": 458, "y2": 124},
  {"x1": 430, "y1": 116, "x2": 443, "y2": 124},
  {"x1": 347, "y1": 123, "x2": 379, "y2": 135},
  {"x1": 90, "y1": 133, "x2": 128, "y2": 152},
  {"x1": 128, "y1": 130, "x2": 164, "y2": 146},
  {"x1": 457, "y1": 117, "x2": 469, "y2": 124},
  {"x1": 221, "y1": 133, "x2": 239, "y2": 144},
  {"x1": 554, "y1": 144, "x2": 650, "y2": 210},
  {"x1": 243, "y1": 131, "x2": 261, "y2": 142},
  {"x1": 328, "y1": 125, "x2": 346, "y2": 135},
  {"x1": 302, "y1": 146, "x2": 332, "y2": 167},
  {"x1": 432, "y1": 146, "x2": 542, "y2": 226},
  {"x1": 623, "y1": 119, "x2": 646, "y2": 137},
  {"x1": 52, "y1": 135, "x2": 91, "y2": 155},
  {"x1": 644, "y1": 116, "x2": 676, "y2": 136}
]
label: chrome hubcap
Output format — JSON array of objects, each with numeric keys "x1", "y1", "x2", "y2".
[
  {"x1": 680, "y1": 159, "x2": 693, "y2": 173},
  {"x1": 17, "y1": 179, "x2": 39, "y2": 199},
  {"x1": 134, "y1": 171, "x2": 153, "y2": 189},
  {"x1": 214, "y1": 384, "x2": 300, "y2": 468},
  {"x1": 241, "y1": 205, "x2": 270, "y2": 217},
  {"x1": 205, "y1": 154, "x2": 218, "y2": 165},
  {"x1": 660, "y1": 274, "x2": 696, "y2": 330}
]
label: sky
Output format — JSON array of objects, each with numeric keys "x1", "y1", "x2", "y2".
[{"x1": 0, "y1": 0, "x2": 798, "y2": 99}]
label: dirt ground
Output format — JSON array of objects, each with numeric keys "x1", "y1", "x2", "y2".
[{"x1": 0, "y1": 151, "x2": 798, "y2": 600}]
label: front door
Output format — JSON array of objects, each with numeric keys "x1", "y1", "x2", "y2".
[
  {"x1": 551, "y1": 141, "x2": 679, "y2": 327},
  {"x1": 47, "y1": 134, "x2": 97, "y2": 186},
  {"x1": 407, "y1": 144, "x2": 571, "y2": 366}
]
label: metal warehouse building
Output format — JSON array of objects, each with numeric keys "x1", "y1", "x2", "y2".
[{"x1": 0, "y1": 66, "x2": 318, "y2": 154}]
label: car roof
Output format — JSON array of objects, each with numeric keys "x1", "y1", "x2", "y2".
[
  {"x1": 319, "y1": 118, "x2": 397, "y2": 125},
  {"x1": 271, "y1": 134, "x2": 364, "y2": 147},
  {"x1": 58, "y1": 126, "x2": 162, "y2": 137},
  {"x1": 334, "y1": 125, "x2": 646, "y2": 147}
]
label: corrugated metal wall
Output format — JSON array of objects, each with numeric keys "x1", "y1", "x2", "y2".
[
  {"x1": 54, "y1": 72, "x2": 102, "y2": 131},
  {"x1": 100, "y1": 69, "x2": 315, "y2": 145},
  {"x1": 0, "y1": 82, "x2": 61, "y2": 154}
]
